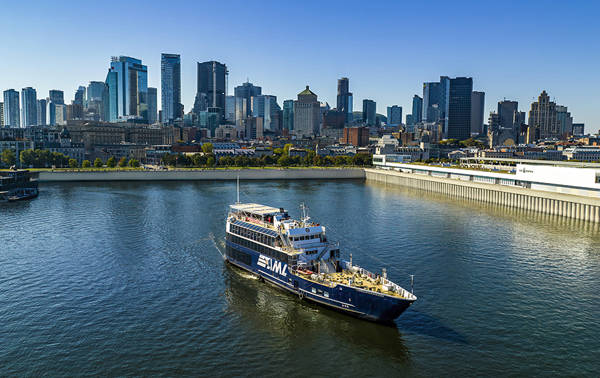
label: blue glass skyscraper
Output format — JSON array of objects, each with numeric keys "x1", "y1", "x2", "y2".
[
  {"x1": 105, "y1": 72, "x2": 118, "y2": 122},
  {"x1": 3, "y1": 89, "x2": 20, "y2": 128},
  {"x1": 160, "y1": 53, "x2": 182, "y2": 124},
  {"x1": 21, "y1": 87, "x2": 37, "y2": 127},
  {"x1": 37, "y1": 99, "x2": 47, "y2": 126},
  {"x1": 411, "y1": 95, "x2": 422, "y2": 124},
  {"x1": 283, "y1": 100, "x2": 294, "y2": 131},
  {"x1": 387, "y1": 105, "x2": 402, "y2": 125},
  {"x1": 107, "y1": 56, "x2": 148, "y2": 122},
  {"x1": 362, "y1": 99, "x2": 376, "y2": 126},
  {"x1": 48, "y1": 89, "x2": 64, "y2": 126}
]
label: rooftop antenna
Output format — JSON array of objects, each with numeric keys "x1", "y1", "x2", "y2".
[{"x1": 236, "y1": 175, "x2": 240, "y2": 204}]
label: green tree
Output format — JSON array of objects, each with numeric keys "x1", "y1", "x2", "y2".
[
  {"x1": 106, "y1": 156, "x2": 116, "y2": 168},
  {"x1": 82, "y1": 160, "x2": 91, "y2": 168},
  {"x1": 161, "y1": 153, "x2": 176, "y2": 167},
  {"x1": 94, "y1": 158, "x2": 103, "y2": 168},
  {"x1": 128, "y1": 159, "x2": 140, "y2": 168},
  {"x1": 20, "y1": 149, "x2": 36, "y2": 167},
  {"x1": 1, "y1": 149, "x2": 16, "y2": 167},
  {"x1": 201, "y1": 143, "x2": 214, "y2": 154},
  {"x1": 459, "y1": 138, "x2": 486, "y2": 149},
  {"x1": 51, "y1": 152, "x2": 68, "y2": 167},
  {"x1": 273, "y1": 148, "x2": 283, "y2": 156},
  {"x1": 283, "y1": 143, "x2": 293, "y2": 156},
  {"x1": 68, "y1": 158, "x2": 79, "y2": 168},
  {"x1": 277, "y1": 155, "x2": 291, "y2": 167},
  {"x1": 118, "y1": 157, "x2": 127, "y2": 167},
  {"x1": 36, "y1": 149, "x2": 52, "y2": 167},
  {"x1": 206, "y1": 156, "x2": 215, "y2": 167},
  {"x1": 192, "y1": 153, "x2": 207, "y2": 167},
  {"x1": 313, "y1": 155, "x2": 324, "y2": 166}
]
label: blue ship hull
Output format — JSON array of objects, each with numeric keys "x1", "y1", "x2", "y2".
[{"x1": 225, "y1": 239, "x2": 414, "y2": 322}]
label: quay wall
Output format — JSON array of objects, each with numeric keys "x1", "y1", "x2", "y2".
[
  {"x1": 37, "y1": 168, "x2": 366, "y2": 182},
  {"x1": 365, "y1": 168, "x2": 600, "y2": 223}
]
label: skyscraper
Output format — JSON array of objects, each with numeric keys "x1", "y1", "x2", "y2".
[
  {"x1": 160, "y1": 53, "x2": 182, "y2": 124},
  {"x1": 293, "y1": 86, "x2": 320, "y2": 137},
  {"x1": 411, "y1": 95, "x2": 423, "y2": 124},
  {"x1": 87, "y1": 81, "x2": 109, "y2": 121},
  {"x1": 147, "y1": 87, "x2": 158, "y2": 124},
  {"x1": 283, "y1": 100, "x2": 294, "y2": 131},
  {"x1": 37, "y1": 99, "x2": 47, "y2": 126},
  {"x1": 195, "y1": 61, "x2": 227, "y2": 120},
  {"x1": 107, "y1": 56, "x2": 149, "y2": 122},
  {"x1": 422, "y1": 82, "x2": 441, "y2": 122},
  {"x1": 362, "y1": 99, "x2": 376, "y2": 126},
  {"x1": 446, "y1": 77, "x2": 472, "y2": 140},
  {"x1": 0, "y1": 102, "x2": 4, "y2": 127},
  {"x1": 528, "y1": 91, "x2": 561, "y2": 140},
  {"x1": 556, "y1": 105, "x2": 573, "y2": 136},
  {"x1": 422, "y1": 76, "x2": 450, "y2": 129},
  {"x1": 48, "y1": 89, "x2": 64, "y2": 126},
  {"x1": 72, "y1": 86, "x2": 86, "y2": 120},
  {"x1": 234, "y1": 81, "x2": 261, "y2": 124},
  {"x1": 572, "y1": 123, "x2": 584, "y2": 136},
  {"x1": 336, "y1": 77, "x2": 353, "y2": 124},
  {"x1": 387, "y1": 105, "x2": 402, "y2": 125},
  {"x1": 470, "y1": 91, "x2": 485, "y2": 135},
  {"x1": 497, "y1": 100, "x2": 518, "y2": 130},
  {"x1": 252, "y1": 95, "x2": 280, "y2": 132},
  {"x1": 3, "y1": 89, "x2": 20, "y2": 127},
  {"x1": 74, "y1": 86, "x2": 86, "y2": 106},
  {"x1": 105, "y1": 72, "x2": 118, "y2": 122},
  {"x1": 225, "y1": 96, "x2": 235, "y2": 123},
  {"x1": 21, "y1": 87, "x2": 38, "y2": 127}
]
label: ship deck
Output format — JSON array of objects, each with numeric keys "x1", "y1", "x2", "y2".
[{"x1": 296, "y1": 269, "x2": 414, "y2": 300}]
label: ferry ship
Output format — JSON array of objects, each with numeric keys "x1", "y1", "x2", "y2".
[
  {"x1": 0, "y1": 169, "x2": 39, "y2": 202},
  {"x1": 224, "y1": 202, "x2": 417, "y2": 322}
]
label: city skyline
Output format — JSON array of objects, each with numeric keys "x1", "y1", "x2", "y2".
[{"x1": 1, "y1": 1, "x2": 598, "y2": 128}]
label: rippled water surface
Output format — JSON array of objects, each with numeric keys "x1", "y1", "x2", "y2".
[{"x1": 1, "y1": 180, "x2": 599, "y2": 376}]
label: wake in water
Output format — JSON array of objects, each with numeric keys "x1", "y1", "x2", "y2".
[{"x1": 209, "y1": 232, "x2": 258, "y2": 280}]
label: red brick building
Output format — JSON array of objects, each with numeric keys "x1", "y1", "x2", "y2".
[{"x1": 341, "y1": 127, "x2": 369, "y2": 147}]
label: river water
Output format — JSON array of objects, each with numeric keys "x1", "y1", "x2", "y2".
[{"x1": 1, "y1": 180, "x2": 599, "y2": 376}]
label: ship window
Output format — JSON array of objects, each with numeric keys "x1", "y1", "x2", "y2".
[
  {"x1": 311, "y1": 288, "x2": 317, "y2": 294},
  {"x1": 324, "y1": 292, "x2": 329, "y2": 298}
]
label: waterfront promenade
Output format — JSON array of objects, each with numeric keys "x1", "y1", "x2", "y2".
[{"x1": 35, "y1": 167, "x2": 366, "y2": 182}]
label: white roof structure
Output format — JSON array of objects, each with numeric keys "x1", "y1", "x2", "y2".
[{"x1": 230, "y1": 203, "x2": 281, "y2": 215}]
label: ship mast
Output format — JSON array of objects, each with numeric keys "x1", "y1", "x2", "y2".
[
  {"x1": 300, "y1": 203, "x2": 310, "y2": 226},
  {"x1": 236, "y1": 175, "x2": 240, "y2": 204}
]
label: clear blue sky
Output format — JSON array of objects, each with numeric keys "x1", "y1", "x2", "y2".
[{"x1": 1, "y1": 0, "x2": 598, "y2": 130}]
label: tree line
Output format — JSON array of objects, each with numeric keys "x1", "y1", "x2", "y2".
[
  {"x1": 0, "y1": 148, "x2": 140, "y2": 169},
  {"x1": 160, "y1": 146, "x2": 372, "y2": 168}
]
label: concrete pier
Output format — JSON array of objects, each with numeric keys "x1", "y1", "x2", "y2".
[{"x1": 365, "y1": 168, "x2": 600, "y2": 223}]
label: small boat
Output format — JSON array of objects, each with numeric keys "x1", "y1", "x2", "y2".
[{"x1": 0, "y1": 169, "x2": 39, "y2": 202}]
